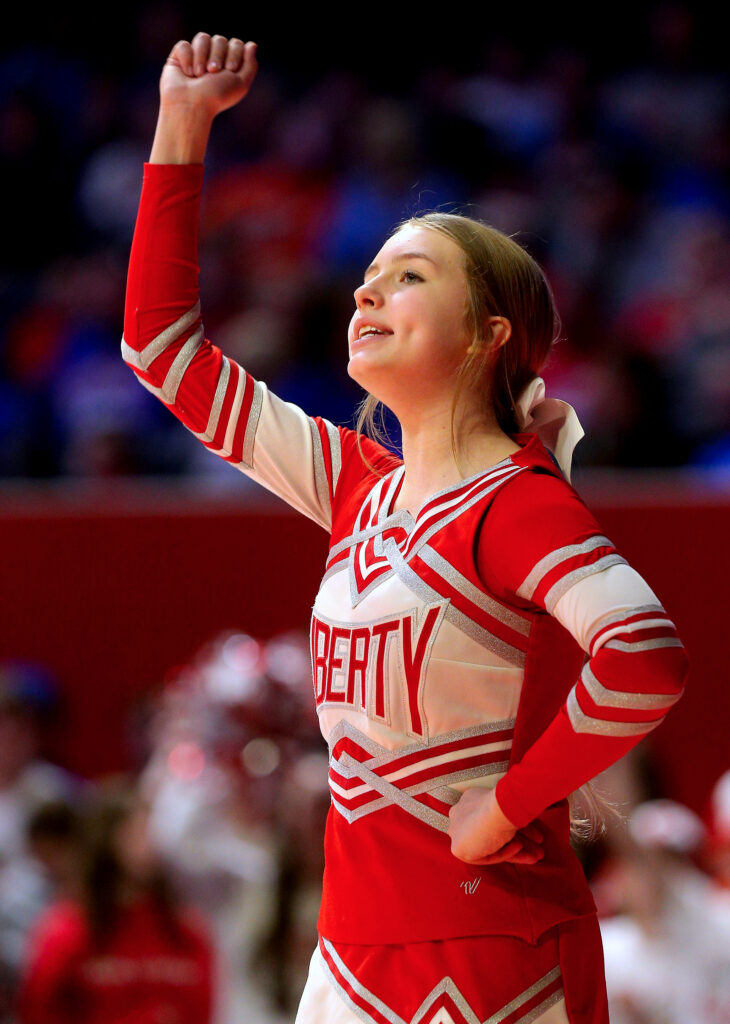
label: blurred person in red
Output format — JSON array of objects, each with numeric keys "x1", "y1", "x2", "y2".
[{"x1": 16, "y1": 786, "x2": 215, "y2": 1024}]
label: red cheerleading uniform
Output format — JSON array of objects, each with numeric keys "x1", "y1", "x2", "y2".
[
  {"x1": 121, "y1": 163, "x2": 690, "y2": 1023},
  {"x1": 17, "y1": 897, "x2": 214, "y2": 1024}
]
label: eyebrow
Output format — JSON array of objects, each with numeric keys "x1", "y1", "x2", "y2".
[{"x1": 363, "y1": 252, "x2": 438, "y2": 279}]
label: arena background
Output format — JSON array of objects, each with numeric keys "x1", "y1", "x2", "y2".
[{"x1": 1, "y1": 4, "x2": 729, "y2": 1022}]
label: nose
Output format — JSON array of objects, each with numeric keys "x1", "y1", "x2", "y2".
[{"x1": 353, "y1": 279, "x2": 383, "y2": 309}]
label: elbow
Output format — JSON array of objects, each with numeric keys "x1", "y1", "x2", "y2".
[{"x1": 672, "y1": 643, "x2": 690, "y2": 699}]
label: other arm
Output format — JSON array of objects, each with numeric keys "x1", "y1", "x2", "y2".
[{"x1": 483, "y1": 472, "x2": 689, "y2": 830}]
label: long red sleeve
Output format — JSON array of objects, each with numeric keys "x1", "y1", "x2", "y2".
[
  {"x1": 479, "y1": 471, "x2": 690, "y2": 829},
  {"x1": 122, "y1": 163, "x2": 396, "y2": 529}
]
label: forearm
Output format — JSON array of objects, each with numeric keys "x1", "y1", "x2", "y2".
[
  {"x1": 495, "y1": 624, "x2": 690, "y2": 829},
  {"x1": 122, "y1": 161, "x2": 227, "y2": 436},
  {"x1": 149, "y1": 102, "x2": 213, "y2": 164}
]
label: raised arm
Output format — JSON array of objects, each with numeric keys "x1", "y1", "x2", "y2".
[{"x1": 122, "y1": 34, "x2": 380, "y2": 530}]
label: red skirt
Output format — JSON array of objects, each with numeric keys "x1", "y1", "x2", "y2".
[{"x1": 295, "y1": 914, "x2": 609, "y2": 1024}]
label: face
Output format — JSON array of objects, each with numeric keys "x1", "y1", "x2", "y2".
[
  {"x1": 114, "y1": 804, "x2": 161, "y2": 883},
  {"x1": 347, "y1": 224, "x2": 473, "y2": 406}
]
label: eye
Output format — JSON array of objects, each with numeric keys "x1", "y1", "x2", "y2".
[{"x1": 400, "y1": 270, "x2": 422, "y2": 283}]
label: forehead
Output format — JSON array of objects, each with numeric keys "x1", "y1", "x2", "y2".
[{"x1": 370, "y1": 223, "x2": 465, "y2": 271}]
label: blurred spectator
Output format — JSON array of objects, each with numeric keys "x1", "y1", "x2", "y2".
[
  {"x1": 599, "y1": 799, "x2": 730, "y2": 1024},
  {"x1": 701, "y1": 768, "x2": 730, "y2": 893},
  {"x1": 139, "y1": 630, "x2": 324, "y2": 1022},
  {"x1": 0, "y1": 666, "x2": 79, "y2": 1021},
  {"x1": 17, "y1": 785, "x2": 215, "y2": 1024},
  {"x1": 26, "y1": 802, "x2": 83, "y2": 903}
]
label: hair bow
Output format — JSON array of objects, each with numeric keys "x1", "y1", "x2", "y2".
[{"x1": 513, "y1": 376, "x2": 584, "y2": 483}]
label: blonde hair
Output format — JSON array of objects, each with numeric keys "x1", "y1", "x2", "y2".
[{"x1": 354, "y1": 211, "x2": 626, "y2": 845}]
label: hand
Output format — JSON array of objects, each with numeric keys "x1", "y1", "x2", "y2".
[
  {"x1": 448, "y1": 787, "x2": 545, "y2": 865},
  {"x1": 160, "y1": 33, "x2": 259, "y2": 118}
]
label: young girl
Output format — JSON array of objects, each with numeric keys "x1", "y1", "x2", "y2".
[
  {"x1": 18, "y1": 790, "x2": 214, "y2": 1024},
  {"x1": 122, "y1": 33, "x2": 690, "y2": 1024}
]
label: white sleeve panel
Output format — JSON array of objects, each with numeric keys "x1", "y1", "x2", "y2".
[
  {"x1": 125, "y1": 308, "x2": 342, "y2": 533},
  {"x1": 551, "y1": 563, "x2": 666, "y2": 655},
  {"x1": 239, "y1": 382, "x2": 340, "y2": 533}
]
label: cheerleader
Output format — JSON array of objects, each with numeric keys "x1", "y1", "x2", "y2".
[{"x1": 121, "y1": 33, "x2": 690, "y2": 1023}]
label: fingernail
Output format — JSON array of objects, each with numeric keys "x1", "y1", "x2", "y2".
[{"x1": 208, "y1": 60, "x2": 219, "y2": 71}]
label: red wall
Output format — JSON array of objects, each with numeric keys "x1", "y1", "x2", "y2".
[{"x1": 1, "y1": 476, "x2": 727, "y2": 816}]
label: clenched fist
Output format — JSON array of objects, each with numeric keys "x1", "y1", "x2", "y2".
[
  {"x1": 448, "y1": 786, "x2": 545, "y2": 865},
  {"x1": 160, "y1": 32, "x2": 258, "y2": 118}
]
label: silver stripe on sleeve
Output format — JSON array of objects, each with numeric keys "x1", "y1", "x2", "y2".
[
  {"x1": 129, "y1": 326, "x2": 204, "y2": 405},
  {"x1": 222, "y1": 366, "x2": 246, "y2": 454},
  {"x1": 581, "y1": 663, "x2": 684, "y2": 711},
  {"x1": 241, "y1": 378, "x2": 264, "y2": 469},
  {"x1": 419, "y1": 545, "x2": 532, "y2": 636},
  {"x1": 121, "y1": 301, "x2": 201, "y2": 371},
  {"x1": 201, "y1": 355, "x2": 230, "y2": 440},
  {"x1": 134, "y1": 374, "x2": 163, "y2": 400},
  {"x1": 517, "y1": 535, "x2": 616, "y2": 602},
  {"x1": 160, "y1": 325, "x2": 204, "y2": 404},
  {"x1": 323, "y1": 418, "x2": 342, "y2": 492},
  {"x1": 542, "y1": 553, "x2": 628, "y2": 613},
  {"x1": 308, "y1": 417, "x2": 332, "y2": 520},
  {"x1": 603, "y1": 637, "x2": 685, "y2": 654},
  {"x1": 583, "y1": 603, "x2": 670, "y2": 651},
  {"x1": 567, "y1": 688, "x2": 665, "y2": 736}
]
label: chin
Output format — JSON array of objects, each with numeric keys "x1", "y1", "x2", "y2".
[{"x1": 347, "y1": 358, "x2": 390, "y2": 406}]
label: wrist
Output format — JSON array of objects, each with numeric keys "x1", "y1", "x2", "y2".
[
  {"x1": 150, "y1": 104, "x2": 214, "y2": 164},
  {"x1": 493, "y1": 781, "x2": 520, "y2": 830}
]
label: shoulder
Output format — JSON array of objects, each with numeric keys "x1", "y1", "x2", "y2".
[
  {"x1": 327, "y1": 421, "x2": 402, "y2": 503},
  {"x1": 26, "y1": 900, "x2": 87, "y2": 954},
  {"x1": 478, "y1": 464, "x2": 616, "y2": 606},
  {"x1": 334, "y1": 422, "x2": 402, "y2": 476},
  {"x1": 487, "y1": 461, "x2": 603, "y2": 543}
]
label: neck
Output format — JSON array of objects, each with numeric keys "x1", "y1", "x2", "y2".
[{"x1": 393, "y1": 396, "x2": 521, "y2": 515}]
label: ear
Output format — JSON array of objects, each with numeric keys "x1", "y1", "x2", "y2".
[{"x1": 487, "y1": 316, "x2": 511, "y2": 352}]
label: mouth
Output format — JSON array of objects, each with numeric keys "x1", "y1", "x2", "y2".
[{"x1": 351, "y1": 325, "x2": 393, "y2": 351}]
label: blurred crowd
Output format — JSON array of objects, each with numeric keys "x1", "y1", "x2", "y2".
[
  {"x1": 1, "y1": 3, "x2": 728, "y2": 482},
  {"x1": 0, "y1": 634, "x2": 327, "y2": 1024},
  {"x1": 2, "y1": 638, "x2": 730, "y2": 1024}
]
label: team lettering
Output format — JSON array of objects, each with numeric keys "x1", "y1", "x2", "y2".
[{"x1": 310, "y1": 605, "x2": 443, "y2": 737}]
